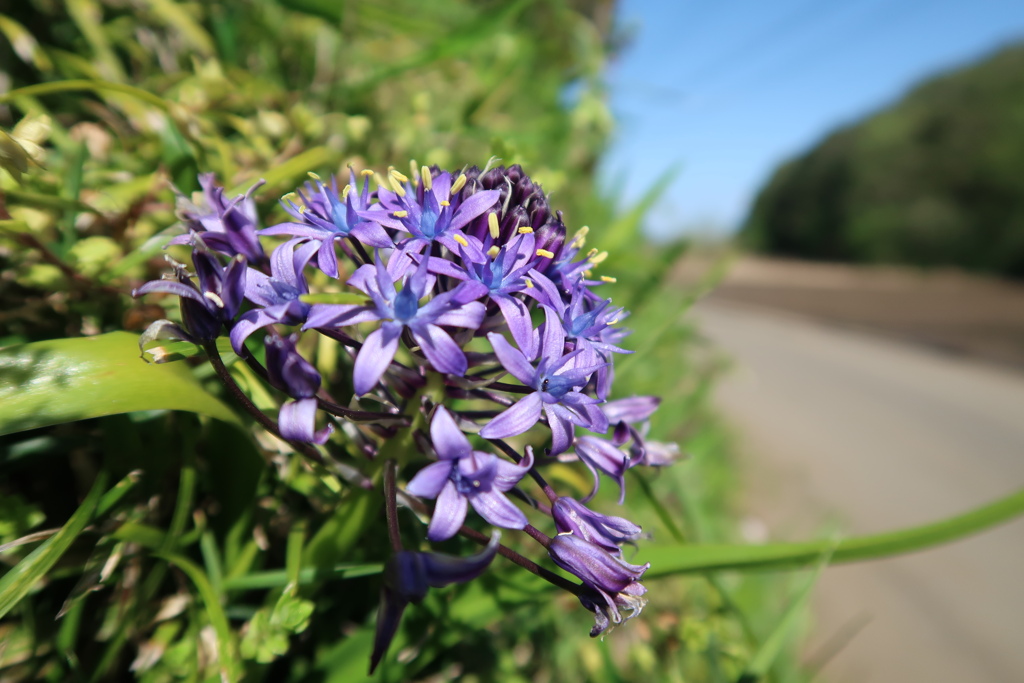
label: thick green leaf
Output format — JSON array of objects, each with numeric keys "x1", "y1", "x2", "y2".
[
  {"x1": 0, "y1": 332, "x2": 239, "y2": 436},
  {"x1": 0, "y1": 470, "x2": 109, "y2": 619},
  {"x1": 645, "y1": 486, "x2": 1024, "y2": 576}
]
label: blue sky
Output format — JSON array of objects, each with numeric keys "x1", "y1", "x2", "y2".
[{"x1": 602, "y1": 0, "x2": 1024, "y2": 237}]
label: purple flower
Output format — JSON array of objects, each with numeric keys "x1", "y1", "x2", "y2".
[
  {"x1": 304, "y1": 253, "x2": 485, "y2": 396},
  {"x1": 422, "y1": 232, "x2": 558, "y2": 357},
  {"x1": 548, "y1": 532, "x2": 648, "y2": 635},
  {"x1": 264, "y1": 334, "x2": 333, "y2": 444},
  {"x1": 533, "y1": 282, "x2": 632, "y2": 399},
  {"x1": 133, "y1": 251, "x2": 246, "y2": 342},
  {"x1": 260, "y1": 170, "x2": 392, "y2": 277},
  {"x1": 169, "y1": 174, "x2": 266, "y2": 264},
  {"x1": 371, "y1": 532, "x2": 500, "y2": 673},
  {"x1": 479, "y1": 308, "x2": 608, "y2": 455},
  {"x1": 602, "y1": 396, "x2": 660, "y2": 425},
  {"x1": 229, "y1": 239, "x2": 319, "y2": 353},
  {"x1": 552, "y1": 497, "x2": 642, "y2": 557},
  {"x1": 572, "y1": 434, "x2": 634, "y2": 504},
  {"x1": 405, "y1": 407, "x2": 533, "y2": 541},
  {"x1": 364, "y1": 168, "x2": 499, "y2": 268}
]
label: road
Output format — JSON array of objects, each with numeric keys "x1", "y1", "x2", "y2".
[{"x1": 693, "y1": 298, "x2": 1024, "y2": 683}]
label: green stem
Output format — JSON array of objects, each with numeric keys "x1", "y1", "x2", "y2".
[{"x1": 645, "y1": 487, "x2": 1024, "y2": 576}]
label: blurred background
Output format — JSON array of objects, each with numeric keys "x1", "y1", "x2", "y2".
[
  {"x1": 604, "y1": 1, "x2": 1024, "y2": 681},
  {"x1": 2, "y1": 0, "x2": 1024, "y2": 681}
]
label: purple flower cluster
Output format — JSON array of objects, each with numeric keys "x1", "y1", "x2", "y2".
[{"x1": 133, "y1": 162, "x2": 680, "y2": 669}]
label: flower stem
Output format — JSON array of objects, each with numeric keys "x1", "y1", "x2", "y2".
[
  {"x1": 204, "y1": 340, "x2": 324, "y2": 465},
  {"x1": 383, "y1": 461, "x2": 403, "y2": 552},
  {"x1": 489, "y1": 439, "x2": 559, "y2": 503}
]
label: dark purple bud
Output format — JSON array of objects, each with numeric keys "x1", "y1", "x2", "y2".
[
  {"x1": 533, "y1": 212, "x2": 566, "y2": 267},
  {"x1": 370, "y1": 533, "x2": 500, "y2": 673},
  {"x1": 133, "y1": 252, "x2": 246, "y2": 342},
  {"x1": 264, "y1": 334, "x2": 321, "y2": 400},
  {"x1": 552, "y1": 497, "x2": 642, "y2": 556}
]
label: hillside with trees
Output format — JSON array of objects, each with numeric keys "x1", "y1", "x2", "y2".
[{"x1": 741, "y1": 42, "x2": 1024, "y2": 277}]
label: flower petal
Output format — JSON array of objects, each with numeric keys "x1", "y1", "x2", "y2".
[
  {"x1": 406, "y1": 460, "x2": 453, "y2": 498},
  {"x1": 353, "y1": 322, "x2": 402, "y2": 395},
  {"x1": 493, "y1": 294, "x2": 537, "y2": 359},
  {"x1": 413, "y1": 324, "x2": 467, "y2": 376},
  {"x1": 479, "y1": 392, "x2": 543, "y2": 440},
  {"x1": 279, "y1": 398, "x2": 333, "y2": 444},
  {"x1": 427, "y1": 481, "x2": 468, "y2": 541},
  {"x1": 470, "y1": 491, "x2": 528, "y2": 530},
  {"x1": 544, "y1": 403, "x2": 576, "y2": 456},
  {"x1": 431, "y1": 300, "x2": 486, "y2": 329},
  {"x1": 429, "y1": 406, "x2": 472, "y2": 460},
  {"x1": 486, "y1": 332, "x2": 536, "y2": 385},
  {"x1": 450, "y1": 190, "x2": 500, "y2": 230}
]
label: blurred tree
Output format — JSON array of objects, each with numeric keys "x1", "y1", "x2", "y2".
[{"x1": 741, "y1": 42, "x2": 1024, "y2": 277}]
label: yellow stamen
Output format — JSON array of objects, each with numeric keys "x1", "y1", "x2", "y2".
[
  {"x1": 590, "y1": 250, "x2": 608, "y2": 265},
  {"x1": 440, "y1": 200, "x2": 450, "y2": 207},
  {"x1": 281, "y1": 192, "x2": 298, "y2": 204},
  {"x1": 518, "y1": 226, "x2": 534, "y2": 234},
  {"x1": 487, "y1": 245, "x2": 500, "y2": 258},
  {"x1": 600, "y1": 275, "x2": 617, "y2": 283},
  {"x1": 298, "y1": 205, "x2": 307, "y2": 213},
  {"x1": 388, "y1": 166, "x2": 409, "y2": 183},
  {"x1": 421, "y1": 165, "x2": 432, "y2": 190},
  {"x1": 307, "y1": 171, "x2": 321, "y2": 181},
  {"x1": 586, "y1": 248, "x2": 598, "y2": 258},
  {"x1": 450, "y1": 173, "x2": 467, "y2": 195},
  {"x1": 393, "y1": 210, "x2": 409, "y2": 218},
  {"x1": 524, "y1": 277, "x2": 534, "y2": 288},
  {"x1": 536, "y1": 249, "x2": 555, "y2": 259},
  {"x1": 584, "y1": 270, "x2": 593, "y2": 277},
  {"x1": 572, "y1": 225, "x2": 589, "y2": 246},
  {"x1": 409, "y1": 159, "x2": 419, "y2": 182},
  {"x1": 488, "y1": 213, "x2": 500, "y2": 239},
  {"x1": 203, "y1": 291, "x2": 226, "y2": 308},
  {"x1": 384, "y1": 172, "x2": 406, "y2": 197},
  {"x1": 453, "y1": 234, "x2": 469, "y2": 247},
  {"x1": 361, "y1": 168, "x2": 375, "y2": 177},
  {"x1": 342, "y1": 185, "x2": 351, "y2": 200},
  {"x1": 607, "y1": 318, "x2": 619, "y2": 325}
]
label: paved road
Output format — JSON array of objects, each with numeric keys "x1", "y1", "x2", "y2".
[{"x1": 693, "y1": 299, "x2": 1024, "y2": 683}]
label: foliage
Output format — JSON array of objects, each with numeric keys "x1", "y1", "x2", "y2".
[
  {"x1": 741, "y1": 41, "x2": 1024, "y2": 277},
  {"x1": 3, "y1": 2, "x2": 1021, "y2": 682}
]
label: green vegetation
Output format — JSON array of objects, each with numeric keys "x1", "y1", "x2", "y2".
[
  {"x1": 741, "y1": 42, "x2": 1024, "y2": 277},
  {"x1": 0, "y1": 2, "x2": 813, "y2": 681}
]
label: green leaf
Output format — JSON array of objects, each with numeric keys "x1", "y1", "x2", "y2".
[
  {"x1": 227, "y1": 146, "x2": 336, "y2": 196},
  {"x1": 592, "y1": 165, "x2": 679, "y2": 254},
  {"x1": 277, "y1": 0, "x2": 344, "y2": 22},
  {"x1": 299, "y1": 292, "x2": 370, "y2": 305},
  {"x1": 645, "y1": 486, "x2": 1024, "y2": 576},
  {"x1": 0, "y1": 79, "x2": 170, "y2": 110},
  {"x1": 221, "y1": 563, "x2": 382, "y2": 591},
  {"x1": 156, "y1": 552, "x2": 242, "y2": 681},
  {"x1": 0, "y1": 470, "x2": 109, "y2": 620},
  {"x1": 0, "y1": 332, "x2": 240, "y2": 436},
  {"x1": 738, "y1": 543, "x2": 835, "y2": 681}
]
